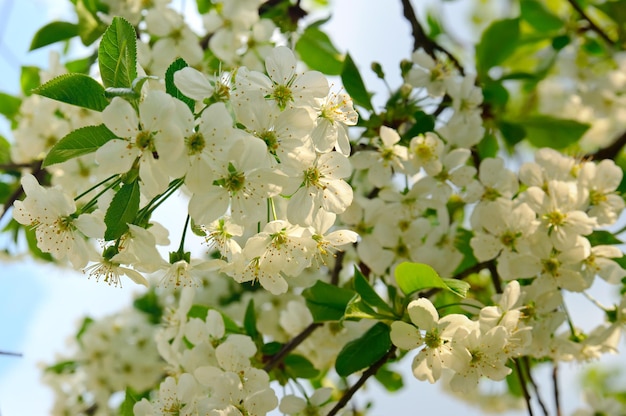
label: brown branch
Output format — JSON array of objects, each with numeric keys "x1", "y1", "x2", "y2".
[
  {"x1": 330, "y1": 249, "x2": 346, "y2": 286},
  {"x1": 399, "y1": 0, "x2": 464, "y2": 75},
  {"x1": 514, "y1": 358, "x2": 534, "y2": 416},
  {"x1": 327, "y1": 346, "x2": 397, "y2": 416},
  {"x1": 566, "y1": 0, "x2": 616, "y2": 47},
  {"x1": 553, "y1": 363, "x2": 561, "y2": 416},
  {"x1": 263, "y1": 322, "x2": 322, "y2": 372},
  {"x1": 587, "y1": 130, "x2": 626, "y2": 161},
  {"x1": 523, "y1": 356, "x2": 549, "y2": 416}
]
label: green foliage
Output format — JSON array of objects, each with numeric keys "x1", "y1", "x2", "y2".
[
  {"x1": 476, "y1": 18, "x2": 520, "y2": 77},
  {"x1": 34, "y1": 73, "x2": 109, "y2": 112},
  {"x1": 395, "y1": 262, "x2": 470, "y2": 297},
  {"x1": 520, "y1": 0, "x2": 563, "y2": 33},
  {"x1": 374, "y1": 366, "x2": 404, "y2": 392},
  {"x1": 98, "y1": 17, "x2": 138, "y2": 89},
  {"x1": 29, "y1": 21, "x2": 78, "y2": 51},
  {"x1": 20, "y1": 66, "x2": 41, "y2": 95},
  {"x1": 587, "y1": 230, "x2": 623, "y2": 246},
  {"x1": 351, "y1": 267, "x2": 396, "y2": 318},
  {"x1": 45, "y1": 360, "x2": 78, "y2": 374},
  {"x1": 0, "y1": 92, "x2": 22, "y2": 124},
  {"x1": 301, "y1": 280, "x2": 356, "y2": 322},
  {"x1": 283, "y1": 354, "x2": 320, "y2": 379},
  {"x1": 402, "y1": 110, "x2": 436, "y2": 140},
  {"x1": 103, "y1": 180, "x2": 140, "y2": 241},
  {"x1": 335, "y1": 322, "x2": 391, "y2": 377},
  {"x1": 244, "y1": 299, "x2": 258, "y2": 339},
  {"x1": 43, "y1": 124, "x2": 117, "y2": 167},
  {"x1": 295, "y1": 21, "x2": 344, "y2": 75},
  {"x1": 523, "y1": 115, "x2": 590, "y2": 149},
  {"x1": 341, "y1": 53, "x2": 374, "y2": 112},
  {"x1": 133, "y1": 289, "x2": 163, "y2": 324},
  {"x1": 165, "y1": 58, "x2": 195, "y2": 112},
  {"x1": 595, "y1": 1, "x2": 626, "y2": 44},
  {"x1": 76, "y1": 0, "x2": 106, "y2": 45}
]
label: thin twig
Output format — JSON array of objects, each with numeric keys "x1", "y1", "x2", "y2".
[
  {"x1": 0, "y1": 351, "x2": 22, "y2": 357},
  {"x1": 514, "y1": 358, "x2": 534, "y2": 416},
  {"x1": 523, "y1": 356, "x2": 549, "y2": 416},
  {"x1": 487, "y1": 261, "x2": 502, "y2": 294},
  {"x1": 327, "y1": 346, "x2": 397, "y2": 416},
  {"x1": 330, "y1": 250, "x2": 345, "y2": 286},
  {"x1": 566, "y1": 0, "x2": 616, "y2": 46},
  {"x1": 263, "y1": 322, "x2": 322, "y2": 372},
  {"x1": 399, "y1": 0, "x2": 464, "y2": 74},
  {"x1": 553, "y1": 363, "x2": 561, "y2": 416}
]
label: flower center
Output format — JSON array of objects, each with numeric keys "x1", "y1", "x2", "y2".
[
  {"x1": 273, "y1": 84, "x2": 293, "y2": 110},
  {"x1": 135, "y1": 130, "x2": 155, "y2": 152},
  {"x1": 187, "y1": 132, "x2": 206, "y2": 155}
]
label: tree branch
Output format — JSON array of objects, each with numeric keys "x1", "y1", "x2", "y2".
[
  {"x1": 263, "y1": 322, "x2": 322, "y2": 372},
  {"x1": 327, "y1": 346, "x2": 397, "y2": 416},
  {"x1": 587, "y1": 130, "x2": 626, "y2": 161},
  {"x1": 553, "y1": 363, "x2": 561, "y2": 416},
  {"x1": 514, "y1": 358, "x2": 534, "y2": 416},
  {"x1": 566, "y1": 0, "x2": 616, "y2": 47},
  {"x1": 0, "y1": 350, "x2": 22, "y2": 357},
  {"x1": 399, "y1": 0, "x2": 464, "y2": 75}
]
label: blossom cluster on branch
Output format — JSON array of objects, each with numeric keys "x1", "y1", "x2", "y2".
[{"x1": 1, "y1": 0, "x2": 626, "y2": 415}]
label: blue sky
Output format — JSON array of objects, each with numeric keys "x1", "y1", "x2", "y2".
[{"x1": 0, "y1": 0, "x2": 622, "y2": 415}]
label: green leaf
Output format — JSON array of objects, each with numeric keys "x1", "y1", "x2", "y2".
[
  {"x1": 133, "y1": 289, "x2": 163, "y2": 324},
  {"x1": 587, "y1": 230, "x2": 623, "y2": 246},
  {"x1": 523, "y1": 115, "x2": 589, "y2": 149},
  {"x1": 21, "y1": 66, "x2": 41, "y2": 95},
  {"x1": 344, "y1": 296, "x2": 388, "y2": 320},
  {"x1": 104, "y1": 180, "x2": 140, "y2": 240},
  {"x1": 595, "y1": 1, "x2": 626, "y2": 43},
  {"x1": 165, "y1": 58, "x2": 195, "y2": 112},
  {"x1": 284, "y1": 354, "x2": 320, "y2": 379},
  {"x1": 34, "y1": 73, "x2": 109, "y2": 112},
  {"x1": 477, "y1": 132, "x2": 499, "y2": 159},
  {"x1": 520, "y1": 0, "x2": 564, "y2": 33},
  {"x1": 65, "y1": 55, "x2": 96, "y2": 74},
  {"x1": 302, "y1": 281, "x2": 356, "y2": 322},
  {"x1": 196, "y1": 0, "x2": 214, "y2": 13},
  {"x1": 295, "y1": 24, "x2": 344, "y2": 75},
  {"x1": 335, "y1": 322, "x2": 391, "y2": 377},
  {"x1": 374, "y1": 366, "x2": 404, "y2": 392},
  {"x1": 403, "y1": 110, "x2": 435, "y2": 140},
  {"x1": 98, "y1": 16, "x2": 138, "y2": 89},
  {"x1": 76, "y1": 316, "x2": 94, "y2": 341},
  {"x1": 29, "y1": 21, "x2": 78, "y2": 51},
  {"x1": 341, "y1": 53, "x2": 373, "y2": 112},
  {"x1": 244, "y1": 299, "x2": 258, "y2": 338},
  {"x1": 120, "y1": 388, "x2": 141, "y2": 416},
  {"x1": 76, "y1": 0, "x2": 106, "y2": 46},
  {"x1": 261, "y1": 341, "x2": 282, "y2": 355},
  {"x1": 43, "y1": 124, "x2": 117, "y2": 167},
  {"x1": 476, "y1": 18, "x2": 520, "y2": 76},
  {"x1": 45, "y1": 360, "x2": 78, "y2": 374},
  {"x1": 498, "y1": 120, "x2": 526, "y2": 147},
  {"x1": 353, "y1": 267, "x2": 395, "y2": 315},
  {"x1": 395, "y1": 262, "x2": 469, "y2": 297},
  {"x1": 0, "y1": 92, "x2": 22, "y2": 122}
]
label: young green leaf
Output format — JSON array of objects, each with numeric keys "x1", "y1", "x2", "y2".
[
  {"x1": 374, "y1": 366, "x2": 404, "y2": 392},
  {"x1": 29, "y1": 21, "x2": 79, "y2": 51},
  {"x1": 120, "y1": 388, "x2": 141, "y2": 416},
  {"x1": 395, "y1": 262, "x2": 469, "y2": 297},
  {"x1": 523, "y1": 115, "x2": 589, "y2": 149},
  {"x1": 0, "y1": 92, "x2": 21, "y2": 124},
  {"x1": 244, "y1": 299, "x2": 258, "y2": 339},
  {"x1": 476, "y1": 18, "x2": 520, "y2": 76},
  {"x1": 354, "y1": 267, "x2": 395, "y2": 315},
  {"x1": 165, "y1": 58, "x2": 195, "y2": 112},
  {"x1": 341, "y1": 53, "x2": 374, "y2": 112},
  {"x1": 76, "y1": 0, "x2": 106, "y2": 46},
  {"x1": 21, "y1": 66, "x2": 41, "y2": 95},
  {"x1": 34, "y1": 73, "x2": 109, "y2": 112},
  {"x1": 283, "y1": 354, "x2": 320, "y2": 379},
  {"x1": 104, "y1": 180, "x2": 140, "y2": 241},
  {"x1": 98, "y1": 16, "x2": 138, "y2": 89},
  {"x1": 0, "y1": 135, "x2": 9, "y2": 165},
  {"x1": 520, "y1": 0, "x2": 564, "y2": 33},
  {"x1": 295, "y1": 24, "x2": 344, "y2": 75},
  {"x1": 43, "y1": 124, "x2": 118, "y2": 167},
  {"x1": 335, "y1": 322, "x2": 391, "y2": 377},
  {"x1": 302, "y1": 280, "x2": 355, "y2": 322},
  {"x1": 587, "y1": 230, "x2": 623, "y2": 246}
]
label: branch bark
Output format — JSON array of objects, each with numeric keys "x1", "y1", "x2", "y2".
[
  {"x1": 263, "y1": 322, "x2": 322, "y2": 372},
  {"x1": 567, "y1": 0, "x2": 616, "y2": 47}
]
